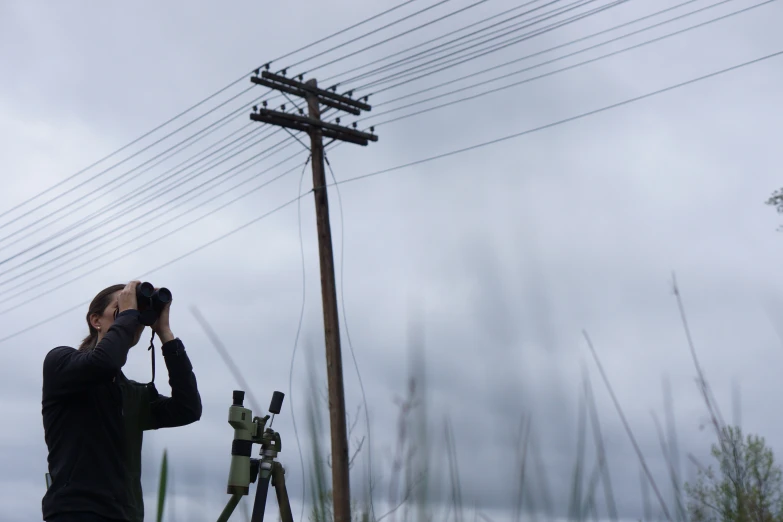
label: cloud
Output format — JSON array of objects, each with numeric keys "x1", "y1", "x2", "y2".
[{"x1": 3, "y1": 1, "x2": 783, "y2": 521}]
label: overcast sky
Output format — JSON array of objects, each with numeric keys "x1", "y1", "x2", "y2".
[{"x1": 2, "y1": 1, "x2": 783, "y2": 521}]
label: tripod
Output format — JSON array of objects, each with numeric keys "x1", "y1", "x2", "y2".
[{"x1": 217, "y1": 390, "x2": 295, "y2": 522}]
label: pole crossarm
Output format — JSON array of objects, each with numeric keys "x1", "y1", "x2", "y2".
[
  {"x1": 252, "y1": 70, "x2": 371, "y2": 113},
  {"x1": 251, "y1": 76, "x2": 361, "y2": 116},
  {"x1": 250, "y1": 109, "x2": 377, "y2": 146}
]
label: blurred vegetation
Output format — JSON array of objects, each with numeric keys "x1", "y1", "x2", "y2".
[
  {"x1": 685, "y1": 426, "x2": 783, "y2": 522},
  {"x1": 149, "y1": 279, "x2": 783, "y2": 522}
]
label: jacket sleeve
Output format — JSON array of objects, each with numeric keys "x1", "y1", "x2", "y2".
[
  {"x1": 145, "y1": 338, "x2": 202, "y2": 430},
  {"x1": 43, "y1": 310, "x2": 141, "y2": 396}
]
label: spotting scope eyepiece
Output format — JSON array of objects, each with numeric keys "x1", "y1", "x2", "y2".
[{"x1": 269, "y1": 391, "x2": 284, "y2": 415}]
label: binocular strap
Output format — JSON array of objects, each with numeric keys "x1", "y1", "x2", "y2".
[{"x1": 147, "y1": 331, "x2": 156, "y2": 385}]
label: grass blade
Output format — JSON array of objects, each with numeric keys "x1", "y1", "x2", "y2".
[
  {"x1": 580, "y1": 462, "x2": 601, "y2": 521},
  {"x1": 583, "y1": 330, "x2": 672, "y2": 521},
  {"x1": 156, "y1": 449, "x2": 168, "y2": 522},
  {"x1": 651, "y1": 411, "x2": 686, "y2": 522},
  {"x1": 582, "y1": 366, "x2": 618, "y2": 521},
  {"x1": 641, "y1": 467, "x2": 652, "y2": 522},
  {"x1": 568, "y1": 393, "x2": 587, "y2": 521},
  {"x1": 529, "y1": 429, "x2": 554, "y2": 519},
  {"x1": 662, "y1": 376, "x2": 684, "y2": 522},
  {"x1": 671, "y1": 275, "x2": 727, "y2": 440},
  {"x1": 513, "y1": 415, "x2": 531, "y2": 522},
  {"x1": 444, "y1": 417, "x2": 463, "y2": 522}
]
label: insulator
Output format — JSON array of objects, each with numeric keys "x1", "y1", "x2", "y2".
[
  {"x1": 262, "y1": 100, "x2": 268, "y2": 108},
  {"x1": 281, "y1": 69, "x2": 287, "y2": 76},
  {"x1": 252, "y1": 105, "x2": 258, "y2": 112},
  {"x1": 281, "y1": 104, "x2": 286, "y2": 111},
  {"x1": 370, "y1": 126, "x2": 375, "y2": 133},
  {"x1": 336, "y1": 118, "x2": 341, "y2": 124},
  {"x1": 352, "y1": 122, "x2": 357, "y2": 129},
  {"x1": 264, "y1": 63, "x2": 270, "y2": 70},
  {"x1": 298, "y1": 108, "x2": 304, "y2": 115},
  {"x1": 253, "y1": 68, "x2": 260, "y2": 76}
]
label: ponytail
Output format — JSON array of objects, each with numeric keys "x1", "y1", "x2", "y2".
[{"x1": 78, "y1": 329, "x2": 98, "y2": 352}]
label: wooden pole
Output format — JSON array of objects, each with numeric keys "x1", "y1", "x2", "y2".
[{"x1": 305, "y1": 78, "x2": 352, "y2": 522}]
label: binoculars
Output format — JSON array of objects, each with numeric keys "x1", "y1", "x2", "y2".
[{"x1": 135, "y1": 281, "x2": 172, "y2": 326}]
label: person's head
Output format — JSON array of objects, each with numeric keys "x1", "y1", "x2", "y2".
[{"x1": 78, "y1": 284, "x2": 144, "y2": 351}]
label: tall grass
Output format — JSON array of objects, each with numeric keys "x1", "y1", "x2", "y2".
[
  {"x1": 148, "y1": 277, "x2": 736, "y2": 522},
  {"x1": 149, "y1": 366, "x2": 693, "y2": 522}
]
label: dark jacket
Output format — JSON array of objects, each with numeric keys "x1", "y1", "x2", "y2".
[{"x1": 41, "y1": 309, "x2": 202, "y2": 522}]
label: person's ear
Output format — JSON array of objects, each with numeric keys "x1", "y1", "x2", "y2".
[{"x1": 88, "y1": 312, "x2": 101, "y2": 331}]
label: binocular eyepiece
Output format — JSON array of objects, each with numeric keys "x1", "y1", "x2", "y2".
[{"x1": 136, "y1": 281, "x2": 172, "y2": 326}]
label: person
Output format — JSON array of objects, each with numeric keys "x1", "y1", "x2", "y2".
[{"x1": 41, "y1": 281, "x2": 202, "y2": 522}]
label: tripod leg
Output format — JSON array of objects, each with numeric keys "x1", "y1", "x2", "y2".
[
  {"x1": 217, "y1": 493, "x2": 243, "y2": 522},
  {"x1": 251, "y1": 472, "x2": 272, "y2": 522},
  {"x1": 272, "y1": 462, "x2": 295, "y2": 522}
]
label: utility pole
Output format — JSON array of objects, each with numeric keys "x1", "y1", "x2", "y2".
[{"x1": 248, "y1": 65, "x2": 378, "y2": 522}]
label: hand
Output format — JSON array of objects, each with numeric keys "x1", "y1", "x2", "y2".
[
  {"x1": 152, "y1": 289, "x2": 175, "y2": 343},
  {"x1": 118, "y1": 281, "x2": 140, "y2": 312}
]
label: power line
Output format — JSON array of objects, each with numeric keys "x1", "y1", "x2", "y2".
[
  {"x1": 0, "y1": 127, "x2": 286, "y2": 272},
  {"x1": 1, "y1": 120, "x2": 258, "y2": 253},
  {"x1": 324, "y1": 153, "x2": 375, "y2": 521},
  {"x1": 370, "y1": 0, "x2": 708, "y2": 109},
  {"x1": 296, "y1": 0, "x2": 490, "y2": 76},
  {"x1": 0, "y1": 84, "x2": 254, "y2": 224},
  {"x1": 0, "y1": 0, "x2": 425, "y2": 222},
  {"x1": 320, "y1": 0, "x2": 543, "y2": 86},
  {"x1": 360, "y1": 0, "x2": 628, "y2": 93},
  {"x1": 6, "y1": 0, "x2": 732, "y2": 285},
  {"x1": 0, "y1": 135, "x2": 298, "y2": 292},
  {"x1": 3, "y1": 111, "x2": 346, "y2": 281},
  {"x1": 6, "y1": 109, "x2": 357, "y2": 270},
  {"x1": 0, "y1": 0, "x2": 771, "y2": 296},
  {"x1": 1, "y1": 0, "x2": 743, "y2": 278},
  {"x1": 0, "y1": 0, "x2": 592, "y2": 243},
  {"x1": 2, "y1": 47, "x2": 778, "y2": 344},
  {"x1": 0, "y1": 1, "x2": 445, "y2": 259},
  {"x1": 332, "y1": 48, "x2": 783, "y2": 189},
  {"x1": 4, "y1": 127, "x2": 275, "y2": 256},
  {"x1": 284, "y1": 0, "x2": 458, "y2": 71},
  {"x1": 6, "y1": 131, "x2": 356, "y2": 311},
  {"x1": 2, "y1": 0, "x2": 535, "y2": 245},
  {"x1": 0, "y1": 187, "x2": 305, "y2": 345},
  {"x1": 256, "y1": 0, "x2": 597, "y2": 116},
  {"x1": 354, "y1": 0, "x2": 610, "y2": 90},
  {"x1": 253, "y1": 0, "x2": 610, "y2": 115},
  {"x1": 0, "y1": 150, "x2": 310, "y2": 315},
  {"x1": 364, "y1": 0, "x2": 774, "y2": 127},
  {"x1": 0, "y1": 123, "x2": 271, "y2": 260},
  {"x1": 271, "y1": 0, "x2": 422, "y2": 66},
  {"x1": 289, "y1": 154, "x2": 311, "y2": 522},
  {"x1": 0, "y1": 89, "x2": 262, "y2": 238},
  {"x1": 337, "y1": 0, "x2": 570, "y2": 85},
  {"x1": 261, "y1": 0, "x2": 609, "y2": 107}
]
